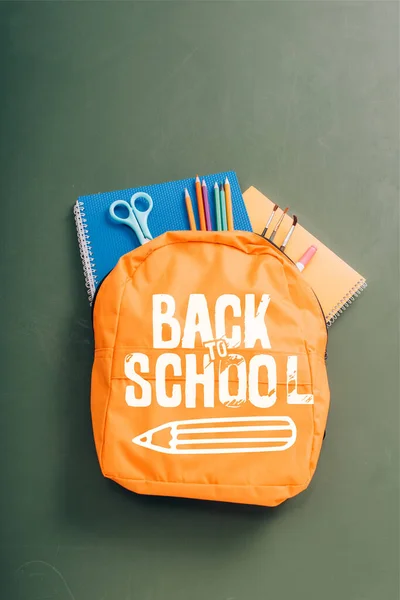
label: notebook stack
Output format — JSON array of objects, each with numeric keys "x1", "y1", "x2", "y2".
[
  {"x1": 243, "y1": 186, "x2": 367, "y2": 326},
  {"x1": 74, "y1": 172, "x2": 366, "y2": 324}
]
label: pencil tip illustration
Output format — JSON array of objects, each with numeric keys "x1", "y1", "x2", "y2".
[
  {"x1": 132, "y1": 427, "x2": 167, "y2": 454},
  {"x1": 132, "y1": 417, "x2": 296, "y2": 455}
]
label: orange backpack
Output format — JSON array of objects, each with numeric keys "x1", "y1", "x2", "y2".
[{"x1": 91, "y1": 231, "x2": 329, "y2": 507}]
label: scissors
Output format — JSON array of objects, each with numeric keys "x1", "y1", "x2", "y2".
[{"x1": 109, "y1": 192, "x2": 153, "y2": 245}]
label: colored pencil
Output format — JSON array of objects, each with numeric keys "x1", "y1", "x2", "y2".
[
  {"x1": 220, "y1": 183, "x2": 227, "y2": 231},
  {"x1": 132, "y1": 416, "x2": 297, "y2": 454},
  {"x1": 184, "y1": 188, "x2": 197, "y2": 231},
  {"x1": 224, "y1": 177, "x2": 234, "y2": 230},
  {"x1": 201, "y1": 180, "x2": 212, "y2": 231},
  {"x1": 214, "y1": 182, "x2": 222, "y2": 231},
  {"x1": 195, "y1": 175, "x2": 206, "y2": 231}
]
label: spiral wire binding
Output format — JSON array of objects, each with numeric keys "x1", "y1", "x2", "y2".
[
  {"x1": 73, "y1": 201, "x2": 98, "y2": 304},
  {"x1": 326, "y1": 279, "x2": 367, "y2": 327},
  {"x1": 72, "y1": 200, "x2": 367, "y2": 316}
]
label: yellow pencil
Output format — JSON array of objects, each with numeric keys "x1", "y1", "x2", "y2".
[
  {"x1": 184, "y1": 188, "x2": 197, "y2": 231},
  {"x1": 224, "y1": 177, "x2": 234, "y2": 230}
]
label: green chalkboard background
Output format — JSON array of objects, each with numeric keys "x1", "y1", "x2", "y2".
[{"x1": 1, "y1": 2, "x2": 398, "y2": 599}]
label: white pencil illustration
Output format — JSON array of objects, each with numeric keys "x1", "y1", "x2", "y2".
[{"x1": 132, "y1": 416, "x2": 296, "y2": 454}]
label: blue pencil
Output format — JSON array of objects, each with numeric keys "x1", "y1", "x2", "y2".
[{"x1": 220, "y1": 183, "x2": 227, "y2": 231}]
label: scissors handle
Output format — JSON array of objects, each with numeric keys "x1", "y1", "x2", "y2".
[
  {"x1": 109, "y1": 199, "x2": 147, "y2": 245},
  {"x1": 129, "y1": 192, "x2": 153, "y2": 241}
]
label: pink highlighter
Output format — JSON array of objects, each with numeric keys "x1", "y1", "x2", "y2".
[{"x1": 296, "y1": 245, "x2": 317, "y2": 272}]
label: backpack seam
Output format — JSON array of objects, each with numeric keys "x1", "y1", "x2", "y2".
[
  {"x1": 126, "y1": 237, "x2": 282, "y2": 280},
  {"x1": 99, "y1": 276, "x2": 129, "y2": 469},
  {"x1": 105, "y1": 474, "x2": 312, "y2": 488}
]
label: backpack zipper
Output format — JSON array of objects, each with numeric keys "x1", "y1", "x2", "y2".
[
  {"x1": 90, "y1": 233, "x2": 329, "y2": 359},
  {"x1": 90, "y1": 270, "x2": 109, "y2": 324}
]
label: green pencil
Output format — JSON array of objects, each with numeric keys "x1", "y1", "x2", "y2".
[
  {"x1": 214, "y1": 182, "x2": 222, "y2": 231},
  {"x1": 220, "y1": 183, "x2": 227, "y2": 231}
]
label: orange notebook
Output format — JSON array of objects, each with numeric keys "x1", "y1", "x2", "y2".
[{"x1": 243, "y1": 186, "x2": 367, "y2": 326}]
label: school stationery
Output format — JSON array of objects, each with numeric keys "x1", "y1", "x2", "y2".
[
  {"x1": 296, "y1": 245, "x2": 317, "y2": 272},
  {"x1": 243, "y1": 186, "x2": 367, "y2": 326},
  {"x1": 91, "y1": 230, "x2": 329, "y2": 506},
  {"x1": 109, "y1": 192, "x2": 153, "y2": 245},
  {"x1": 269, "y1": 207, "x2": 288, "y2": 242},
  {"x1": 184, "y1": 188, "x2": 197, "y2": 231},
  {"x1": 201, "y1": 180, "x2": 212, "y2": 231},
  {"x1": 73, "y1": 171, "x2": 251, "y2": 303},
  {"x1": 219, "y1": 183, "x2": 227, "y2": 231},
  {"x1": 214, "y1": 182, "x2": 222, "y2": 231},
  {"x1": 195, "y1": 175, "x2": 206, "y2": 231},
  {"x1": 280, "y1": 215, "x2": 298, "y2": 252},
  {"x1": 224, "y1": 177, "x2": 234, "y2": 231},
  {"x1": 261, "y1": 203, "x2": 278, "y2": 237}
]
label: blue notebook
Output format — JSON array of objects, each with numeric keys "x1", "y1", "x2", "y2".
[{"x1": 74, "y1": 171, "x2": 252, "y2": 302}]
